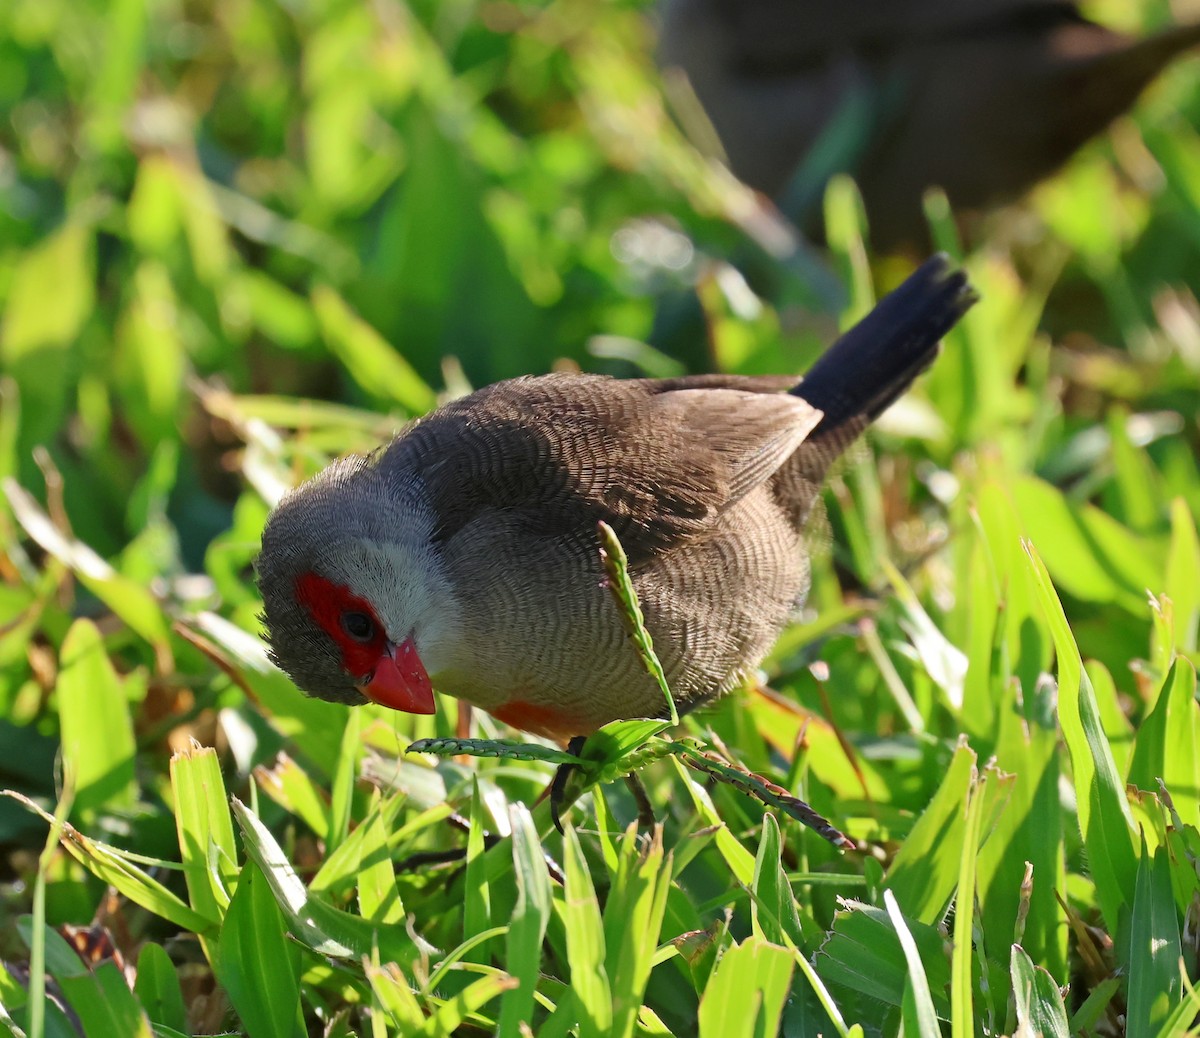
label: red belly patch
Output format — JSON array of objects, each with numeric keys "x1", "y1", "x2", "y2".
[{"x1": 489, "y1": 699, "x2": 589, "y2": 741}]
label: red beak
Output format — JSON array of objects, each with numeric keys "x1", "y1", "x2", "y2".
[{"x1": 357, "y1": 636, "x2": 435, "y2": 715}]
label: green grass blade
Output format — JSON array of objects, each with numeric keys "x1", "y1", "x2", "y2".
[
  {"x1": 56, "y1": 620, "x2": 137, "y2": 821},
  {"x1": 668, "y1": 757, "x2": 755, "y2": 885},
  {"x1": 254, "y1": 752, "x2": 333, "y2": 841},
  {"x1": 463, "y1": 778, "x2": 496, "y2": 964},
  {"x1": 5, "y1": 791, "x2": 214, "y2": 933},
  {"x1": 328, "y1": 706, "x2": 362, "y2": 853},
  {"x1": 751, "y1": 814, "x2": 806, "y2": 950},
  {"x1": 884, "y1": 890, "x2": 941, "y2": 1038},
  {"x1": 309, "y1": 790, "x2": 406, "y2": 897},
  {"x1": 311, "y1": 284, "x2": 436, "y2": 414},
  {"x1": 697, "y1": 937, "x2": 794, "y2": 1038},
  {"x1": 1010, "y1": 944, "x2": 1069, "y2": 1038},
  {"x1": 365, "y1": 957, "x2": 425, "y2": 1033},
  {"x1": 885, "y1": 739, "x2": 975, "y2": 923},
  {"x1": 1128, "y1": 659, "x2": 1199, "y2": 829},
  {"x1": 355, "y1": 792, "x2": 405, "y2": 925},
  {"x1": 497, "y1": 803, "x2": 553, "y2": 1038},
  {"x1": 1127, "y1": 837, "x2": 1183, "y2": 1037},
  {"x1": 218, "y1": 861, "x2": 306, "y2": 1038},
  {"x1": 26, "y1": 782, "x2": 73, "y2": 1038},
  {"x1": 231, "y1": 796, "x2": 415, "y2": 965},
  {"x1": 951, "y1": 764, "x2": 994, "y2": 1038},
  {"x1": 603, "y1": 824, "x2": 673, "y2": 1038},
  {"x1": 1165, "y1": 499, "x2": 1200, "y2": 654},
  {"x1": 418, "y1": 972, "x2": 516, "y2": 1037},
  {"x1": 55, "y1": 961, "x2": 154, "y2": 1038},
  {"x1": 560, "y1": 824, "x2": 612, "y2": 1038},
  {"x1": 1024, "y1": 539, "x2": 1137, "y2": 929},
  {"x1": 133, "y1": 943, "x2": 188, "y2": 1035},
  {"x1": 170, "y1": 744, "x2": 238, "y2": 936}
]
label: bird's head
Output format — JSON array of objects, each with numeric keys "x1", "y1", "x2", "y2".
[{"x1": 256, "y1": 455, "x2": 457, "y2": 715}]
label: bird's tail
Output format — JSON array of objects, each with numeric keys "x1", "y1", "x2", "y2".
[{"x1": 791, "y1": 252, "x2": 977, "y2": 435}]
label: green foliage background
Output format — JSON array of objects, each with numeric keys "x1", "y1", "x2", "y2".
[{"x1": 2, "y1": 0, "x2": 1200, "y2": 1035}]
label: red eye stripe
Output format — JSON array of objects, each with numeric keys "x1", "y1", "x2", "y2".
[{"x1": 294, "y1": 572, "x2": 387, "y2": 676}]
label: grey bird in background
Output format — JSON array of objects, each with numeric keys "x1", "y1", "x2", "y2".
[
  {"x1": 658, "y1": 0, "x2": 1200, "y2": 250},
  {"x1": 257, "y1": 255, "x2": 976, "y2": 741}
]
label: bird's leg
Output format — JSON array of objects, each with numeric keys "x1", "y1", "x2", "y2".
[
  {"x1": 623, "y1": 771, "x2": 657, "y2": 830},
  {"x1": 455, "y1": 702, "x2": 473, "y2": 739},
  {"x1": 549, "y1": 735, "x2": 588, "y2": 835}
]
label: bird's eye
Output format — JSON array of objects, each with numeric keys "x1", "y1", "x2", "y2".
[{"x1": 340, "y1": 611, "x2": 375, "y2": 642}]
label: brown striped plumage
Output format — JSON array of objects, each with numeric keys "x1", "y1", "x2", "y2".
[{"x1": 257, "y1": 255, "x2": 976, "y2": 739}]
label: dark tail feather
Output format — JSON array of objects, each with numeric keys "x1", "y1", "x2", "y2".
[{"x1": 792, "y1": 253, "x2": 977, "y2": 434}]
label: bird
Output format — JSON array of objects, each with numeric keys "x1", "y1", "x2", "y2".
[
  {"x1": 658, "y1": 0, "x2": 1200, "y2": 250},
  {"x1": 257, "y1": 254, "x2": 977, "y2": 742}
]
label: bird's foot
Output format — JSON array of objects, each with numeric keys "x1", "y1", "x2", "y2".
[{"x1": 548, "y1": 735, "x2": 588, "y2": 834}]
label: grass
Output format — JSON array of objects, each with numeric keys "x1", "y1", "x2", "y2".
[{"x1": 2, "y1": 0, "x2": 1200, "y2": 1035}]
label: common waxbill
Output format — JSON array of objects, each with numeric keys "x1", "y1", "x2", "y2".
[
  {"x1": 659, "y1": 0, "x2": 1200, "y2": 249},
  {"x1": 257, "y1": 254, "x2": 976, "y2": 741}
]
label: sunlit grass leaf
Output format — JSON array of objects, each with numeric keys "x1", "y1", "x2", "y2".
[
  {"x1": 354, "y1": 792, "x2": 405, "y2": 925},
  {"x1": 1010, "y1": 944, "x2": 1069, "y2": 1038},
  {"x1": 882, "y1": 559, "x2": 967, "y2": 711},
  {"x1": 1013, "y1": 476, "x2": 1164, "y2": 613},
  {"x1": 56, "y1": 960, "x2": 155, "y2": 1038},
  {"x1": 603, "y1": 823, "x2": 673, "y2": 1038},
  {"x1": 219, "y1": 393, "x2": 394, "y2": 435},
  {"x1": 1127, "y1": 659, "x2": 1200, "y2": 828},
  {"x1": 557, "y1": 824, "x2": 612, "y2": 1038},
  {"x1": 974, "y1": 479, "x2": 1051, "y2": 700},
  {"x1": 3, "y1": 480, "x2": 173, "y2": 659},
  {"x1": 975, "y1": 677, "x2": 1067, "y2": 987},
  {"x1": 57, "y1": 619, "x2": 137, "y2": 821},
  {"x1": 328, "y1": 706, "x2": 361, "y2": 853},
  {"x1": 417, "y1": 972, "x2": 517, "y2": 1038},
  {"x1": 697, "y1": 936, "x2": 794, "y2": 1038},
  {"x1": 823, "y1": 175, "x2": 873, "y2": 324},
  {"x1": 1024, "y1": 540, "x2": 1137, "y2": 931},
  {"x1": 497, "y1": 802, "x2": 552, "y2": 1038},
  {"x1": 253, "y1": 752, "x2": 332, "y2": 840},
  {"x1": 1165, "y1": 499, "x2": 1200, "y2": 655},
  {"x1": 5, "y1": 791, "x2": 214, "y2": 933},
  {"x1": 1105, "y1": 407, "x2": 1161, "y2": 534},
  {"x1": 365, "y1": 955, "x2": 425, "y2": 1032},
  {"x1": 218, "y1": 861, "x2": 306, "y2": 1038},
  {"x1": 464, "y1": 778, "x2": 495, "y2": 964},
  {"x1": 0, "y1": 223, "x2": 92, "y2": 460},
  {"x1": 885, "y1": 739, "x2": 975, "y2": 924},
  {"x1": 885, "y1": 890, "x2": 942, "y2": 1038},
  {"x1": 170, "y1": 743, "x2": 238, "y2": 942},
  {"x1": 133, "y1": 942, "x2": 188, "y2": 1035},
  {"x1": 751, "y1": 814, "x2": 806, "y2": 950},
  {"x1": 312, "y1": 284, "x2": 437, "y2": 414},
  {"x1": 1088, "y1": 659, "x2": 1135, "y2": 782},
  {"x1": 816, "y1": 899, "x2": 951, "y2": 1016},
  {"x1": 309, "y1": 787, "x2": 406, "y2": 900},
  {"x1": 231, "y1": 796, "x2": 416, "y2": 965},
  {"x1": 1150, "y1": 968, "x2": 1200, "y2": 1038},
  {"x1": 951, "y1": 759, "x2": 995, "y2": 1038},
  {"x1": 1127, "y1": 837, "x2": 1183, "y2": 1034},
  {"x1": 115, "y1": 262, "x2": 186, "y2": 448}
]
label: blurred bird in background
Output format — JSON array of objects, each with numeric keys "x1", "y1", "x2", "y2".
[{"x1": 658, "y1": 0, "x2": 1200, "y2": 250}]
